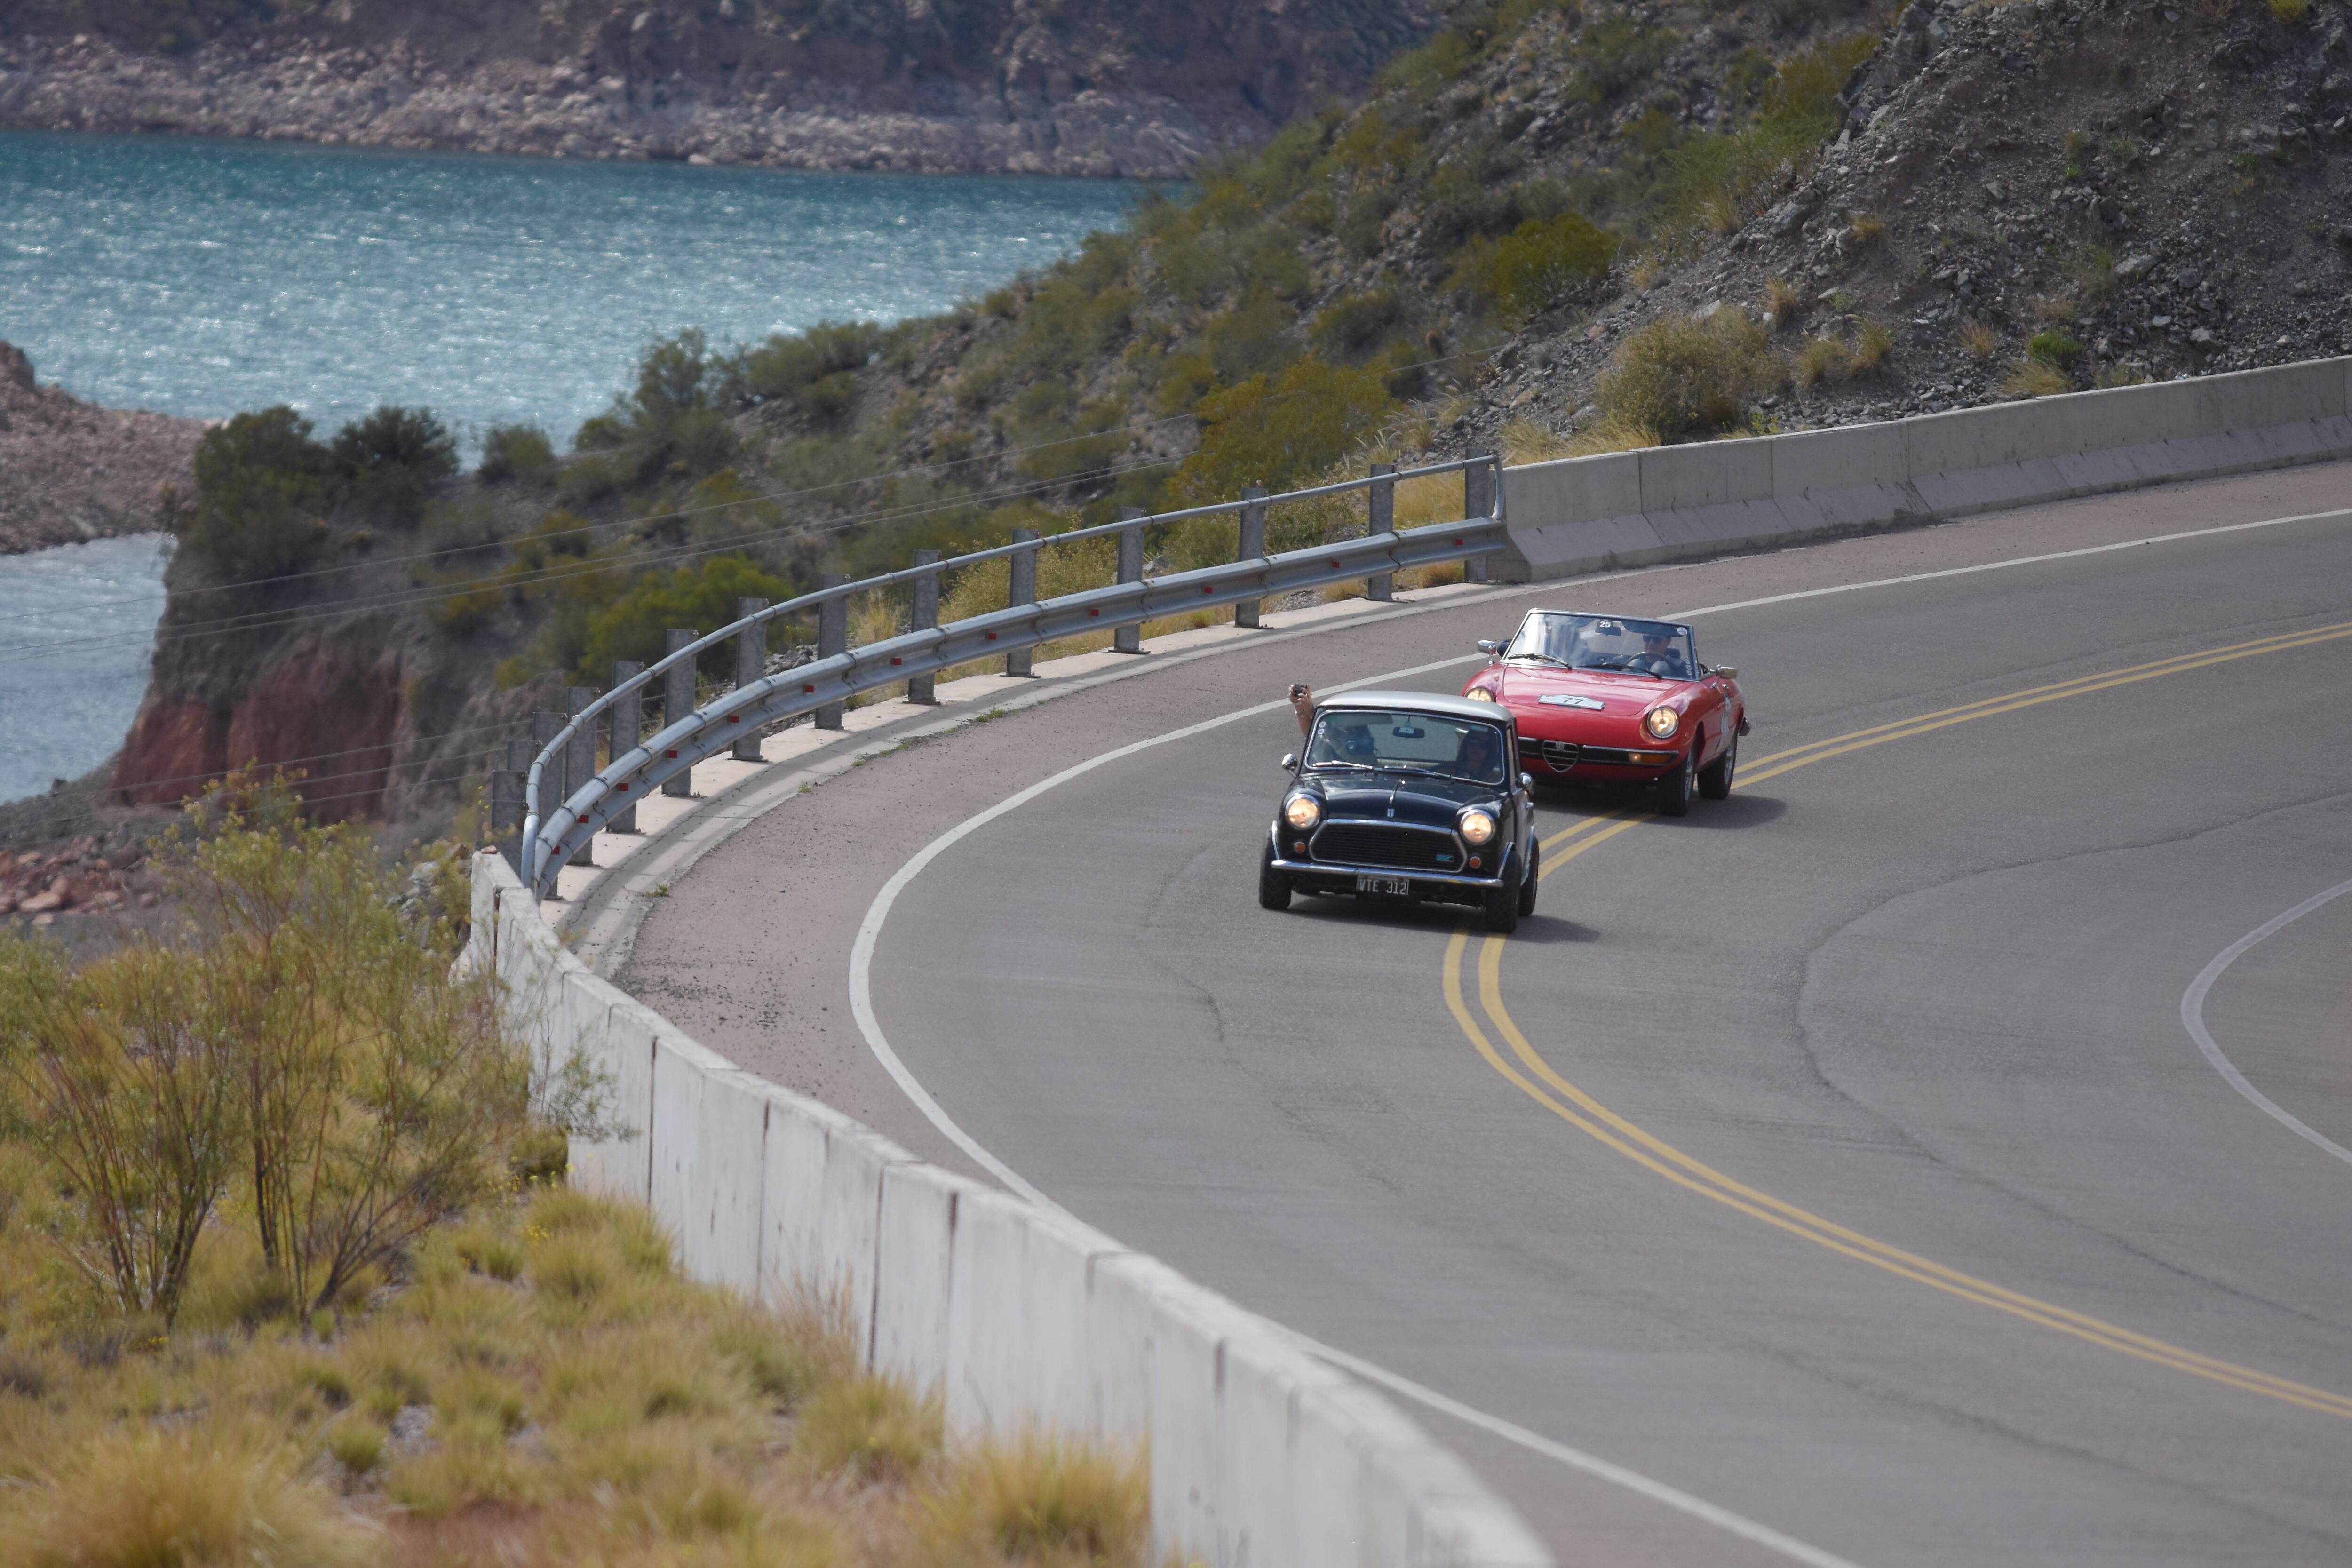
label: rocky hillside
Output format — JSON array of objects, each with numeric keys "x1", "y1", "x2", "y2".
[
  {"x1": 0, "y1": 0, "x2": 1432, "y2": 177},
  {"x1": 18, "y1": 0, "x2": 2351, "y2": 871},
  {"x1": 0, "y1": 341, "x2": 204, "y2": 553}
]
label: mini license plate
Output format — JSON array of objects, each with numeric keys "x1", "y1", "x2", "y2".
[{"x1": 1354, "y1": 873, "x2": 1414, "y2": 897}]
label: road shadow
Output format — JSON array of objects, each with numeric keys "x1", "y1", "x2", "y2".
[
  {"x1": 1534, "y1": 785, "x2": 1788, "y2": 832},
  {"x1": 1501, "y1": 911, "x2": 1596, "y2": 945}
]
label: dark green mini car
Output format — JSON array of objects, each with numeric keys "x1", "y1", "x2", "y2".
[{"x1": 1259, "y1": 690, "x2": 1538, "y2": 934}]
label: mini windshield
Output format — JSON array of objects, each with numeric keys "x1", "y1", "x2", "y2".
[
  {"x1": 1506, "y1": 612, "x2": 1697, "y2": 679},
  {"x1": 1305, "y1": 710, "x2": 1510, "y2": 785}
]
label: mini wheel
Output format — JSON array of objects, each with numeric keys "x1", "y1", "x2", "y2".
[
  {"x1": 1258, "y1": 842, "x2": 1292, "y2": 910},
  {"x1": 1482, "y1": 868, "x2": 1522, "y2": 934}
]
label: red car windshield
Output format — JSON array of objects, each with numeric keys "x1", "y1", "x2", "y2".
[{"x1": 1507, "y1": 613, "x2": 1696, "y2": 679}]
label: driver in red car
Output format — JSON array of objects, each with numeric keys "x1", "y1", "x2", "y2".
[{"x1": 1637, "y1": 627, "x2": 1692, "y2": 678}]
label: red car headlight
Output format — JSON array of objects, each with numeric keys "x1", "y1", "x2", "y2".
[{"x1": 1643, "y1": 706, "x2": 1681, "y2": 740}]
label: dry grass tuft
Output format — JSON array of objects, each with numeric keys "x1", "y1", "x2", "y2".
[
  {"x1": 2001, "y1": 357, "x2": 2075, "y2": 399},
  {"x1": 1956, "y1": 318, "x2": 2002, "y2": 361},
  {"x1": 1794, "y1": 335, "x2": 1851, "y2": 387},
  {"x1": 2271, "y1": 0, "x2": 2311, "y2": 22},
  {"x1": 1498, "y1": 416, "x2": 1576, "y2": 464},
  {"x1": 922, "y1": 1433, "x2": 1150, "y2": 1565},
  {"x1": 1566, "y1": 414, "x2": 1665, "y2": 455},
  {"x1": 1851, "y1": 319, "x2": 1896, "y2": 376},
  {"x1": 17, "y1": 1423, "x2": 376, "y2": 1568},
  {"x1": 1762, "y1": 275, "x2": 1805, "y2": 327},
  {"x1": 1847, "y1": 211, "x2": 1888, "y2": 248},
  {"x1": 796, "y1": 1371, "x2": 943, "y2": 1482}
]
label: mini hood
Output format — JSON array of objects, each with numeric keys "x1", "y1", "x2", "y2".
[{"x1": 1310, "y1": 773, "x2": 1500, "y2": 824}]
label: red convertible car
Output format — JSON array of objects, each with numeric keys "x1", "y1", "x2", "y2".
[{"x1": 1460, "y1": 610, "x2": 1748, "y2": 816}]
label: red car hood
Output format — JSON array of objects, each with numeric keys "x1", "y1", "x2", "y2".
[{"x1": 1485, "y1": 663, "x2": 1690, "y2": 718}]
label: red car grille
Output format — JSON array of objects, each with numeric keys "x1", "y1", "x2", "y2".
[
  {"x1": 1537, "y1": 739, "x2": 1582, "y2": 770},
  {"x1": 1310, "y1": 822, "x2": 1460, "y2": 871}
]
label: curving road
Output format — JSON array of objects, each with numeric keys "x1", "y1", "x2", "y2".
[{"x1": 622, "y1": 462, "x2": 2352, "y2": 1565}]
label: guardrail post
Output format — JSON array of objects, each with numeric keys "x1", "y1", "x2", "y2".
[
  {"x1": 1235, "y1": 486, "x2": 1268, "y2": 628},
  {"x1": 663, "y1": 629, "x2": 696, "y2": 796},
  {"x1": 489, "y1": 767, "x2": 523, "y2": 871},
  {"x1": 1367, "y1": 462, "x2": 1396, "y2": 602},
  {"x1": 1006, "y1": 527, "x2": 1039, "y2": 677},
  {"x1": 1463, "y1": 459, "x2": 1493, "y2": 585},
  {"x1": 733, "y1": 597, "x2": 767, "y2": 762},
  {"x1": 817, "y1": 573, "x2": 848, "y2": 730},
  {"x1": 609, "y1": 661, "x2": 644, "y2": 831},
  {"x1": 564, "y1": 685, "x2": 598, "y2": 868},
  {"x1": 1112, "y1": 508, "x2": 1146, "y2": 654},
  {"x1": 908, "y1": 550, "x2": 941, "y2": 702}
]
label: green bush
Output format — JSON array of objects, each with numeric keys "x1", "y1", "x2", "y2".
[
  {"x1": 1311, "y1": 288, "x2": 1414, "y2": 359},
  {"x1": 332, "y1": 406, "x2": 457, "y2": 526},
  {"x1": 729, "y1": 321, "x2": 888, "y2": 413},
  {"x1": 1176, "y1": 358, "x2": 1396, "y2": 501},
  {"x1": 573, "y1": 555, "x2": 789, "y2": 684},
  {"x1": 478, "y1": 423, "x2": 556, "y2": 485},
  {"x1": 1458, "y1": 211, "x2": 1621, "y2": 320},
  {"x1": 1597, "y1": 312, "x2": 1783, "y2": 439},
  {"x1": 182, "y1": 407, "x2": 342, "y2": 578}
]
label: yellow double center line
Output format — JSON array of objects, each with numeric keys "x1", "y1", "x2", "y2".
[{"x1": 1445, "y1": 616, "x2": 2352, "y2": 1419}]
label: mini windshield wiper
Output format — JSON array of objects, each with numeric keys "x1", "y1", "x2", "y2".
[{"x1": 1304, "y1": 759, "x2": 1378, "y2": 772}]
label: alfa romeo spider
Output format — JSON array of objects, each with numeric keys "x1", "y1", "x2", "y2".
[{"x1": 1460, "y1": 611, "x2": 1748, "y2": 815}]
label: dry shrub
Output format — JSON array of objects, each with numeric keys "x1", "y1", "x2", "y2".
[
  {"x1": 1763, "y1": 275, "x2": 1805, "y2": 327},
  {"x1": 2270, "y1": 0, "x2": 2310, "y2": 22},
  {"x1": 1956, "y1": 318, "x2": 2002, "y2": 360},
  {"x1": 16, "y1": 1422, "x2": 374, "y2": 1568},
  {"x1": 921, "y1": 1433, "x2": 1150, "y2": 1566},
  {"x1": 795, "y1": 1372, "x2": 942, "y2": 1482},
  {"x1": 1566, "y1": 414, "x2": 1665, "y2": 454},
  {"x1": 1596, "y1": 311, "x2": 1782, "y2": 439},
  {"x1": 2028, "y1": 291, "x2": 2079, "y2": 325},
  {"x1": 940, "y1": 525, "x2": 1117, "y2": 623},
  {"x1": 1848, "y1": 211, "x2": 1888, "y2": 248}
]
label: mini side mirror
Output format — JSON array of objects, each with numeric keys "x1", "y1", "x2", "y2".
[
  {"x1": 1714, "y1": 665, "x2": 1739, "y2": 680},
  {"x1": 1280, "y1": 753, "x2": 1299, "y2": 772},
  {"x1": 1476, "y1": 639, "x2": 1506, "y2": 658},
  {"x1": 1519, "y1": 773, "x2": 1533, "y2": 793}
]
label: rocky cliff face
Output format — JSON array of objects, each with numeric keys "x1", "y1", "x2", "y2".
[
  {"x1": 0, "y1": 0, "x2": 1431, "y2": 177},
  {"x1": 0, "y1": 342, "x2": 204, "y2": 553}
]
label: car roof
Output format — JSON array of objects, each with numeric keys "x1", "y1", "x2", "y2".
[{"x1": 1318, "y1": 690, "x2": 1512, "y2": 724}]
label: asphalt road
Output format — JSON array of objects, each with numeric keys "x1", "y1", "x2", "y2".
[{"x1": 623, "y1": 462, "x2": 2352, "y2": 1566}]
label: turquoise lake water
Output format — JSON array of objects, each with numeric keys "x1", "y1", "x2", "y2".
[{"x1": 0, "y1": 129, "x2": 1145, "y2": 807}]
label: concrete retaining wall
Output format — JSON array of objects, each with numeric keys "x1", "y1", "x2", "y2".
[
  {"x1": 469, "y1": 849, "x2": 1549, "y2": 1568},
  {"x1": 1497, "y1": 355, "x2": 2352, "y2": 581}
]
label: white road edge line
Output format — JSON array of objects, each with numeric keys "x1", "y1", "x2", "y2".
[
  {"x1": 846, "y1": 500, "x2": 2352, "y2": 1564},
  {"x1": 2180, "y1": 876, "x2": 2352, "y2": 1170}
]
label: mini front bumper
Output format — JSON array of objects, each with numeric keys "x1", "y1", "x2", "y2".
[{"x1": 1269, "y1": 857, "x2": 1510, "y2": 891}]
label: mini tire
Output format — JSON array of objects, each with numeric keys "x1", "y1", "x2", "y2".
[
  {"x1": 1483, "y1": 865, "x2": 1522, "y2": 934},
  {"x1": 1258, "y1": 841, "x2": 1292, "y2": 910},
  {"x1": 1517, "y1": 836, "x2": 1540, "y2": 917},
  {"x1": 1698, "y1": 730, "x2": 1737, "y2": 800},
  {"x1": 1657, "y1": 746, "x2": 1695, "y2": 818}
]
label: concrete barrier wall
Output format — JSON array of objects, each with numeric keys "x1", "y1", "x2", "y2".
[
  {"x1": 469, "y1": 849, "x2": 1550, "y2": 1568},
  {"x1": 1497, "y1": 354, "x2": 2352, "y2": 581}
]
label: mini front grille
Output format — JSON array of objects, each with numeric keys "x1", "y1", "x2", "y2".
[
  {"x1": 1538, "y1": 739, "x2": 1582, "y2": 770},
  {"x1": 1311, "y1": 822, "x2": 1461, "y2": 871}
]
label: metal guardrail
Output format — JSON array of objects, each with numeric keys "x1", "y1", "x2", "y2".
[{"x1": 514, "y1": 454, "x2": 1507, "y2": 897}]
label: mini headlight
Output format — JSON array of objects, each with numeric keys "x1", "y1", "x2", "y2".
[
  {"x1": 1459, "y1": 809, "x2": 1497, "y2": 845},
  {"x1": 1283, "y1": 793, "x2": 1323, "y2": 830},
  {"x1": 1466, "y1": 686, "x2": 1498, "y2": 702},
  {"x1": 1643, "y1": 706, "x2": 1681, "y2": 739}
]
